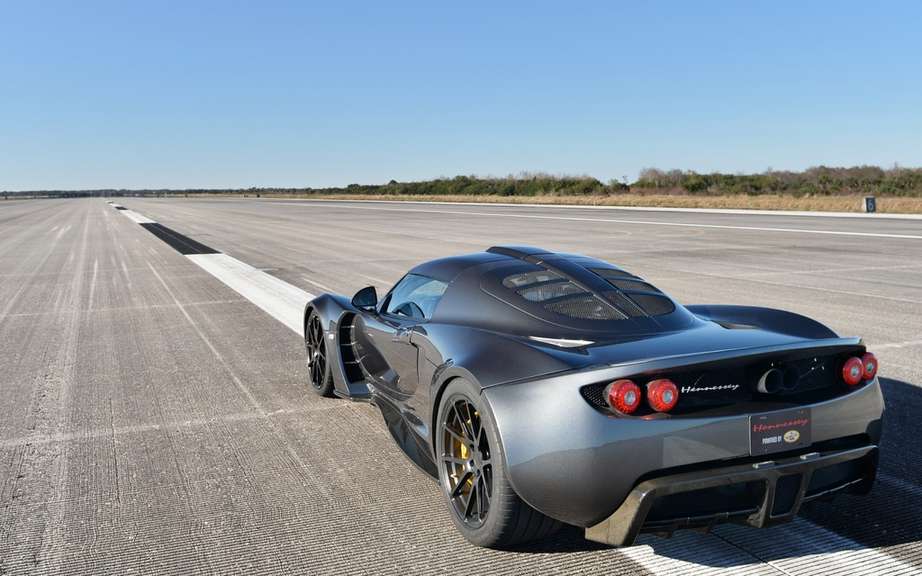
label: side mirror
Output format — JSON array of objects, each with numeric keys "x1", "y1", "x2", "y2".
[{"x1": 351, "y1": 286, "x2": 378, "y2": 311}]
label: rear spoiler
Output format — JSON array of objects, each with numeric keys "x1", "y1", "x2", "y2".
[{"x1": 686, "y1": 305, "x2": 838, "y2": 340}]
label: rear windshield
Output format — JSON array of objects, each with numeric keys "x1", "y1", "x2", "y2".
[
  {"x1": 502, "y1": 270, "x2": 626, "y2": 320},
  {"x1": 497, "y1": 265, "x2": 675, "y2": 322}
]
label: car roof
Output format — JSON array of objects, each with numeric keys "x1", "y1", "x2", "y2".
[
  {"x1": 412, "y1": 246, "x2": 701, "y2": 336},
  {"x1": 407, "y1": 250, "x2": 512, "y2": 282},
  {"x1": 408, "y1": 246, "x2": 557, "y2": 283}
]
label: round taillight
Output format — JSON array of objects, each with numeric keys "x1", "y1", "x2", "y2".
[
  {"x1": 842, "y1": 357, "x2": 864, "y2": 386},
  {"x1": 647, "y1": 379, "x2": 679, "y2": 412},
  {"x1": 606, "y1": 379, "x2": 641, "y2": 414},
  {"x1": 861, "y1": 352, "x2": 878, "y2": 380}
]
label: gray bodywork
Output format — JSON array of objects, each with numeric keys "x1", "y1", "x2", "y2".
[{"x1": 304, "y1": 246, "x2": 883, "y2": 538}]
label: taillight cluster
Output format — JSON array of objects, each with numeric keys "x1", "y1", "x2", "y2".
[
  {"x1": 605, "y1": 378, "x2": 679, "y2": 415},
  {"x1": 842, "y1": 352, "x2": 878, "y2": 387}
]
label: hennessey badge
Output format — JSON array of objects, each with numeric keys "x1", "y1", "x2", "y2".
[{"x1": 681, "y1": 384, "x2": 740, "y2": 393}]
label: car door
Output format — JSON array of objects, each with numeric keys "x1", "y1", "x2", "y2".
[{"x1": 355, "y1": 274, "x2": 448, "y2": 398}]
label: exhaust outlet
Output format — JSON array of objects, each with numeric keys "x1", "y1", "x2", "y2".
[
  {"x1": 780, "y1": 367, "x2": 800, "y2": 391},
  {"x1": 757, "y1": 368, "x2": 784, "y2": 394}
]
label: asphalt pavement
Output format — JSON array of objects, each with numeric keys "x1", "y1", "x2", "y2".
[{"x1": 1, "y1": 197, "x2": 920, "y2": 575}]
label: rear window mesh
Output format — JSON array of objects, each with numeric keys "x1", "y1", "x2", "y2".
[
  {"x1": 593, "y1": 268, "x2": 636, "y2": 280},
  {"x1": 607, "y1": 278, "x2": 659, "y2": 293},
  {"x1": 500, "y1": 266, "x2": 672, "y2": 321},
  {"x1": 544, "y1": 295, "x2": 624, "y2": 320},
  {"x1": 602, "y1": 291, "x2": 646, "y2": 317},
  {"x1": 503, "y1": 270, "x2": 564, "y2": 288},
  {"x1": 592, "y1": 268, "x2": 675, "y2": 317},
  {"x1": 518, "y1": 282, "x2": 585, "y2": 302},
  {"x1": 626, "y1": 293, "x2": 675, "y2": 316}
]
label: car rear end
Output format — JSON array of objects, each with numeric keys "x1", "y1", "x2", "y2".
[{"x1": 481, "y1": 338, "x2": 883, "y2": 547}]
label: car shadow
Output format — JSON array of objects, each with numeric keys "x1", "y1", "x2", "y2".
[{"x1": 514, "y1": 377, "x2": 921, "y2": 566}]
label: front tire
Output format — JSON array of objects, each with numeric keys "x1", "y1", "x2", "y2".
[
  {"x1": 304, "y1": 311, "x2": 334, "y2": 397},
  {"x1": 435, "y1": 378, "x2": 561, "y2": 548}
]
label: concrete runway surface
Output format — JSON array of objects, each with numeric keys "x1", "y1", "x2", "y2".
[{"x1": 1, "y1": 197, "x2": 920, "y2": 575}]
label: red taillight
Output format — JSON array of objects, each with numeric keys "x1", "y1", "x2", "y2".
[
  {"x1": 647, "y1": 379, "x2": 679, "y2": 412},
  {"x1": 606, "y1": 379, "x2": 641, "y2": 414},
  {"x1": 861, "y1": 352, "x2": 878, "y2": 380},
  {"x1": 842, "y1": 356, "x2": 864, "y2": 386}
]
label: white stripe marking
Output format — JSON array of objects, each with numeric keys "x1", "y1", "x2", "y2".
[
  {"x1": 121, "y1": 209, "x2": 157, "y2": 224},
  {"x1": 280, "y1": 203, "x2": 922, "y2": 240},
  {"x1": 621, "y1": 515, "x2": 920, "y2": 576},
  {"x1": 270, "y1": 197, "x2": 922, "y2": 221},
  {"x1": 714, "y1": 518, "x2": 918, "y2": 576},
  {"x1": 186, "y1": 253, "x2": 313, "y2": 336}
]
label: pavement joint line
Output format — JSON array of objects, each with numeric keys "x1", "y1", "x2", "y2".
[
  {"x1": 279, "y1": 203, "x2": 922, "y2": 240},
  {"x1": 113, "y1": 202, "x2": 919, "y2": 575},
  {"x1": 873, "y1": 339, "x2": 922, "y2": 350},
  {"x1": 301, "y1": 274, "x2": 336, "y2": 293},
  {"x1": 265, "y1": 197, "x2": 922, "y2": 221},
  {"x1": 0, "y1": 406, "x2": 332, "y2": 448},
  {"x1": 732, "y1": 262, "x2": 922, "y2": 279},
  {"x1": 3, "y1": 298, "x2": 250, "y2": 318},
  {"x1": 655, "y1": 266, "x2": 922, "y2": 306},
  {"x1": 147, "y1": 260, "x2": 269, "y2": 415}
]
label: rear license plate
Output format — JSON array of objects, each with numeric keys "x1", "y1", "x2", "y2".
[{"x1": 750, "y1": 408, "x2": 811, "y2": 456}]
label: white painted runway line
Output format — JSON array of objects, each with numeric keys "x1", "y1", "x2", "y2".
[
  {"x1": 112, "y1": 202, "x2": 919, "y2": 575},
  {"x1": 270, "y1": 197, "x2": 922, "y2": 221},
  {"x1": 113, "y1": 202, "x2": 313, "y2": 337},
  {"x1": 121, "y1": 209, "x2": 157, "y2": 224},
  {"x1": 187, "y1": 253, "x2": 312, "y2": 336},
  {"x1": 277, "y1": 203, "x2": 922, "y2": 240}
]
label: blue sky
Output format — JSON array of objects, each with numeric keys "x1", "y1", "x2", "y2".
[{"x1": 1, "y1": 1, "x2": 920, "y2": 190}]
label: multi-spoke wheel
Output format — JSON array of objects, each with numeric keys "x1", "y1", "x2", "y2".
[
  {"x1": 304, "y1": 311, "x2": 334, "y2": 396},
  {"x1": 442, "y1": 397, "x2": 493, "y2": 528},
  {"x1": 435, "y1": 378, "x2": 561, "y2": 548}
]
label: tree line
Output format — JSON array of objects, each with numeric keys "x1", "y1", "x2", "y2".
[
  {"x1": 4, "y1": 166, "x2": 921, "y2": 198},
  {"x1": 634, "y1": 165, "x2": 922, "y2": 196}
]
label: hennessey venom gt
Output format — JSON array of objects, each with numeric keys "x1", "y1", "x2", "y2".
[{"x1": 302, "y1": 246, "x2": 883, "y2": 548}]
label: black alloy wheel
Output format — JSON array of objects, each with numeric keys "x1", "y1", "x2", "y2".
[
  {"x1": 441, "y1": 396, "x2": 493, "y2": 528},
  {"x1": 305, "y1": 311, "x2": 333, "y2": 396},
  {"x1": 435, "y1": 378, "x2": 561, "y2": 548}
]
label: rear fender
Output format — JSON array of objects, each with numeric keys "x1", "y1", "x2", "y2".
[{"x1": 424, "y1": 326, "x2": 577, "y2": 461}]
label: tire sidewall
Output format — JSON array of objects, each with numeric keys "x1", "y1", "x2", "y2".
[
  {"x1": 435, "y1": 378, "x2": 514, "y2": 547},
  {"x1": 305, "y1": 311, "x2": 333, "y2": 395}
]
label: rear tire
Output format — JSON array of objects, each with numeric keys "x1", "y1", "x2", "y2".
[
  {"x1": 435, "y1": 378, "x2": 561, "y2": 548},
  {"x1": 305, "y1": 311, "x2": 334, "y2": 397}
]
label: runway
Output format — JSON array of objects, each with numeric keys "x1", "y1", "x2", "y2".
[{"x1": 1, "y1": 197, "x2": 920, "y2": 575}]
